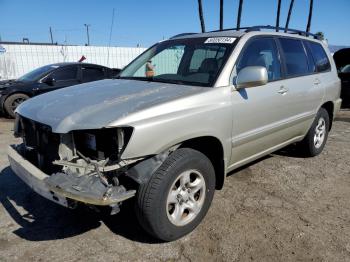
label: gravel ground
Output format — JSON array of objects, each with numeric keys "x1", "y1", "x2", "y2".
[{"x1": 0, "y1": 110, "x2": 349, "y2": 262}]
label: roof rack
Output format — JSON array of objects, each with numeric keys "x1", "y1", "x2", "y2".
[
  {"x1": 170, "y1": 33, "x2": 197, "y2": 39},
  {"x1": 210, "y1": 25, "x2": 320, "y2": 39}
]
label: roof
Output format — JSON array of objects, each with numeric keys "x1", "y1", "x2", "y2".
[
  {"x1": 171, "y1": 30, "x2": 244, "y2": 40},
  {"x1": 46, "y1": 62, "x2": 107, "y2": 68}
]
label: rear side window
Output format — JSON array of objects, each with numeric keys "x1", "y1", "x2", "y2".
[
  {"x1": 82, "y1": 67, "x2": 105, "y2": 82},
  {"x1": 307, "y1": 42, "x2": 331, "y2": 72},
  {"x1": 279, "y1": 38, "x2": 310, "y2": 77}
]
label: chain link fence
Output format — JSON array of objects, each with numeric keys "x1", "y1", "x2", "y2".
[{"x1": 0, "y1": 44, "x2": 146, "y2": 80}]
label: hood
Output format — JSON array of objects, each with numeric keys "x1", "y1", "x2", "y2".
[
  {"x1": 0, "y1": 79, "x2": 30, "y2": 91},
  {"x1": 17, "y1": 79, "x2": 207, "y2": 133}
]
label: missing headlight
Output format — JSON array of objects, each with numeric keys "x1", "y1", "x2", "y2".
[{"x1": 73, "y1": 127, "x2": 132, "y2": 161}]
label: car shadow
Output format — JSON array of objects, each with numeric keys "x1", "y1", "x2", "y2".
[{"x1": 0, "y1": 166, "x2": 159, "y2": 243}]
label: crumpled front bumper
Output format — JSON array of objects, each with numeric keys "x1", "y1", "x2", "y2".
[
  {"x1": 7, "y1": 145, "x2": 69, "y2": 207},
  {"x1": 7, "y1": 145, "x2": 135, "y2": 208}
]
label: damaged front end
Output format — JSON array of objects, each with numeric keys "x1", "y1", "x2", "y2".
[{"x1": 10, "y1": 115, "x2": 162, "y2": 214}]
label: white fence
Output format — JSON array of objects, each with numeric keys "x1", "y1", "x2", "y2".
[{"x1": 0, "y1": 44, "x2": 146, "y2": 80}]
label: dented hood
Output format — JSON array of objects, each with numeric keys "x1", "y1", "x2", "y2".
[{"x1": 16, "y1": 79, "x2": 206, "y2": 133}]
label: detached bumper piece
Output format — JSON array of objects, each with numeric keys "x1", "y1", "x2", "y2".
[
  {"x1": 8, "y1": 145, "x2": 136, "y2": 209},
  {"x1": 46, "y1": 172, "x2": 136, "y2": 206}
]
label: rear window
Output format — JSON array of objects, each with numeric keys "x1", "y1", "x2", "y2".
[
  {"x1": 189, "y1": 46, "x2": 226, "y2": 72},
  {"x1": 279, "y1": 38, "x2": 310, "y2": 77},
  {"x1": 307, "y1": 42, "x2": 331, "y2": 72}
]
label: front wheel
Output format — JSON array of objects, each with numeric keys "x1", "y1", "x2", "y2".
[
  {"x1": 297, "y1": 108, "x2": 330, "y2": 157},
  {"x1": 4, "y1": 93, "x2": 29, "y2": 118},
  {"x1": 135, "y1": 148, "x2": 216, "y2": 241}
]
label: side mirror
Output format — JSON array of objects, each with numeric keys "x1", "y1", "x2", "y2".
[
  {"x1": 235, "y1": 66, "x2": 268, "y2": 89},
  {"x1": 44, "y1": 76, "x2": 56, "y2": 86}
]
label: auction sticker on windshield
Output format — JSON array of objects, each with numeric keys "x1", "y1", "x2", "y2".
[{"x1": 204, "y1": 37, "x2": 236, "y2": 44}]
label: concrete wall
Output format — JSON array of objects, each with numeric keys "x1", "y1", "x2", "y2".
[{"x1": 0, "y1": 44, "x2": 146, "y2": 80}]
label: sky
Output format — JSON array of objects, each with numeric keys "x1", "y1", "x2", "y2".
[{"x1": 0, "y1": 0, "x2": 349, "y2": 47}]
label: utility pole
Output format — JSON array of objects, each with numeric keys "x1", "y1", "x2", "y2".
[
  {"x1": 107, "y1": 8, "x2": 115, "y2": 66},
  {"x1": 49, "y1": 27, "x2": 54, "y2": 44},
  {"x1": 84, "y1": 24, "x2": 91, "y2": 46}
]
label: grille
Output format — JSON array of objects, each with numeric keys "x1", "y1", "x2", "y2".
[{"x1": 17, "y1": 115, "x2": 61, "y2": 174}]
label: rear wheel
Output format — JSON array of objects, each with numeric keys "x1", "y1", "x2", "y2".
[
  {"x1": 135, "y1": 148, "x2": 215, "y2": 241},
  {"x1": 4, "y1": 93, "x2": 29, "y2": 118},
  {"x1": 298, "y1": 108, "x2": 330, "y2": 157}
]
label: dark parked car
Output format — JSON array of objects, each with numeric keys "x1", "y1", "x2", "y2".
[
  {"x1": 333, "y1": 48, "x2": 350, "y2": 106},
  {"x1": 0, "y1": 62, "x2": 116, "y2": 118}
]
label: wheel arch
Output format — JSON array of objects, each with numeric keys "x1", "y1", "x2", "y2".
[
  {"x1": 179, "y1": 136, "x2": 226, "y2": 190},
  {"x1": 320, "y1": 101, "x2": 334, "y2": 130}
]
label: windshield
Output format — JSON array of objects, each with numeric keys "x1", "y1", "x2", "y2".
[
  {"x1": 18, "y1": 64, "x2": 58, "y2": 82},
  {"x1": 119, "y1": 37, "x2": 237, "y2": 87}
]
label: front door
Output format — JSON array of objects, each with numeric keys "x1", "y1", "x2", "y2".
[
  {"x1": 37, "y1": 65, "x2": 80, "y2": 95},
  {"x1": 229, "y1": 37, "x2": 293, "y2": 168}
]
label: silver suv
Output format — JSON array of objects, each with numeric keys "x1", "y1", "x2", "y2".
[{"x1": 8, "y1": 27, "x2": 342, "y2": 241}]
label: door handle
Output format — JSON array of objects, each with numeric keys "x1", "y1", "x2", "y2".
[
  {"x1": 314, "y1": 78, "x2": 321, "y2": 85},
  {"x1": 32, "y1": 87, "x2": 40, "y2": 91},
  {"x1": 278, "y1": 86, "x2": 289, "y2": 95}
]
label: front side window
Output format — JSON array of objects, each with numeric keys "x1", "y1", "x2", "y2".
[
  {"x1": 236, "y1": 38, "x2": 282, "y2": 81},
  {"x1": 50, "y1": 66, "x2": 78, "y2": 81},
  {"x1": 279, "y1": 38, "x2": 310, "y2": 77},
  {"x1": 119, "y1": 37, "x2": 235, "y2": 87},
  {"x1": 307, "y1": 41, "x2": 331, "y2": 72}
]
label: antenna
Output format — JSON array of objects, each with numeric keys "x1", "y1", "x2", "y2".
[
  {"x1": 285, "y1": 0, "x2": 295, "y2": 32},
  {"x1": 236, "y1": 0, "x2": 244, "y2": 30},
  {"x1": 197, "y1": 0, "x2": 206, "y2": 32},
  {"x1": 220, "y1": 0, "x2": 224, "y2": 30},
  {"x1": 306, "y1": 0, "x2": 314, "y2": 34},
  {"x1": 275, "y1": 0, "x2": 282, "y2": 32}
]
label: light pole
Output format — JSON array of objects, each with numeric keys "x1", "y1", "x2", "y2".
[{"x1": 84, "y1": 24, "x2": 90, "y2": 46}]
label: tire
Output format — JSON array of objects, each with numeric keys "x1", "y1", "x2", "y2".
[
  {"x1": 135, "y1": 148, "x2": 216, "y2": 241},
  {"x1": 4, "y1": 93, "x2": 29, "y2": 118},
  {"x1": 298, "y1": 107, "x2": 330, "y2": 157}
]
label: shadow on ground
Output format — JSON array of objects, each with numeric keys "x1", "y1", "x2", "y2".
[{"x1": 0, "y1": 166, "x2": 159, "y2": 243}]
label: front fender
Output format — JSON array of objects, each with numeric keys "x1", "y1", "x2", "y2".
[{"x1": 113, "y1": 86, "x2": 233, "y2": 165}]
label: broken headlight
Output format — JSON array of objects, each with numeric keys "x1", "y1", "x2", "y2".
[{"x1": 73, "y1": 127, "x2": 133, "y2": 161}]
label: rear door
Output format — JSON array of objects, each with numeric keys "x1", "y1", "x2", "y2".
[
  {"x1": 276, "y1": 37, "x2": 324, "y2": 130},
  {"x1": 81, "y1": 65, "x2": 106, "y2": 83},
  {"x1": 229, "y1": 37, "x2": 295, "y2": 166}
]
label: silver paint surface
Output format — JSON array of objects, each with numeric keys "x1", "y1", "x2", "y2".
[{"x1": 16, "y1": 79, "x2": 207, "y2": 133}]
